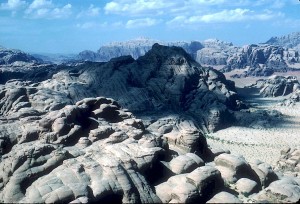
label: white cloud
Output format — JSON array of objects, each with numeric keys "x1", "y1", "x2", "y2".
[
  {"x1": 51, "y1": 4, "x2": 72, "y2": 19},
  {"x1": 77, "y1": 4, "x2": 100, "y2": 18},
  {"x1": 271, "y1": 0, "x2": 285, "y2": 9},
  {"x1": 126, "y1": 17, "x2": 159, "y2": 28},
  {"x1": 199, "y1": 8, "x2": 251, "y2": 22},
  {"x1": 167, "y1": 8, "x2": 282, "y2": 25},
  {"x1": 0, "y1": 0, "x2": 26, "y2": 10},
  {"x1": 104, "y1": 0, "x2": 174, "y2": 15},
  {"x1": 187, "y1": 0, "x2": 226, "y2": 5},
  {"x1": 76, "y1": 21, "x2": 123, "y2": 29},
  {"x1": 76, "y1": 22, "x2": 99, "y2": 29},
  {"x1": 28, "y1": 0, "x2": 52, "y2": 10},
  {"x1": 25, "y1": 0, "x2": 72, "y2": 19}
]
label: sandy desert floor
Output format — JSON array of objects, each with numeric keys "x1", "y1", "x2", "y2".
[{"x1": 207, "y1": 77, "x2": 300, "y2": 166}]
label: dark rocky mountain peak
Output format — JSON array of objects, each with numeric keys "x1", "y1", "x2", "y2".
[
  {"x1": 0, "y1": 44, "x2": 242, "y2": 133},
  {"x1": 0, "y1": 46, "x2": 41, "y2": 65}
]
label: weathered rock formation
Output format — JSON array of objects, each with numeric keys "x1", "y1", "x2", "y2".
[
  {"x1": 2, "y1": 44, "x2": 241, "y2": 132},
  {"x1": 254, "y1": 75, "x2": 300, "y2": 97},
  {"x1": 248, "y1": 75, "x2": 300, "y2": 106},
  {"x1": 224, "y1": 44, "x2": 300, "y2": 77},
  {"x1": 195, "y1": 39, "x2": 236, "y2": 66},
  {"x1": 1, "y1": 44, "x2": 300, "y2": 203},
  {"x1": 275, "y1": 147, "x2": 300, "y2": 177},
  {"x1": 2, "y1": 93, "x2": 298, "y2": 203},
  {"x1": 266, "y1": 32, "x2": 300, "y2": 52},
  {"x1": 0, "y1": 97, "x2": 165, "y2": 203}
]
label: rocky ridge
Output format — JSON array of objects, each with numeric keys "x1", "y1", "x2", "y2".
[
  {"x1": 266, "y1": 32, "x2": 300, "y2": 52},
  {"x1": 226, "y1": 44, "x2": 300, "y2": 77},
  {"x1": 3, "y1": 44, "x2": 242, "y2": 132},
  {"x1": 254, "y1": 75, "x2": 299, "y2": 97}
]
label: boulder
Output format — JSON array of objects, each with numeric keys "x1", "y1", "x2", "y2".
[
  {"x1": 155, "y1": 166, "x2": 224, "y2": 203},
  {"x1": 235, "y1": 178, "x2": 259, "y2": 196},
  {"x1": 169, "y1": 153, "x2": 204, "y2": 174},
  {"x1": 275, "y1": 148, "x2": 300, "y2": 177},
  {"x1": 214, "y1": 153, "x2": 259, "y2": 184},
  {"x1": 250, "y1": 160, "x2": 278, "y2": 188},
  {"x1": 253, "y1": 177, "x2": 300, "y2": 203},
  {"x1": 206, "y1": 191, "x2": 241, "y2": 203}
]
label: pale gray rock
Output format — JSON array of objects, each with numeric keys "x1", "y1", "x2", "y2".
[
  {"x1": 214, "y1": 153, "x2": 259, "y2": 184},
  {"x1": 196, "y1": 39, "x2": 237, "y2": 66},
  {"x1": 147, "y1": 115, "x2": 209, "y2": 156},
  {"x1": 0, "y1": 98, "x2": 164, "y2": 203},
  {"x1": 206, "y1": 191, "x2": 241, "y2": 203},
  {"x1": 225, "y1": 44, "x2": 300, "y2": 77},
  {"x1": 71, "y1": 44, "x2": 240, "y2": 132},
  {"x1": 275, "y1": 148, "x2": 300, "y2": 177},
  {"x1": 155, "y1": 166, "x2": 223, "y2": 203},
  {"x1": 250, "y1": 160, "x2": 278, "y2": 188},
  {"x1": 168, "y1": 153, "x2": 204, "y2": 174},
  {"x1": 2, "y1": 43, "x2": 300, "y2": 203},
  {"x1": 249, "y1": 75, "x2": 300, "y2": 106},
  {"x1": 76, "y1": 34, "x2": 300, "y2": 78},
  {"x1": 253, "y1": 177, "x2": 300, "y2": 203},
  {"x1": 256, "y1": 75, "x2": 299, "y2": 97},
  {"x1": 235, "y1": 178, "x2": 259, "y2": 196}
]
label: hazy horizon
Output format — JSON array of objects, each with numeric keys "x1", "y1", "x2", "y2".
[{"x1": 0, "y1": 0, "x2": 300, "y2": 54}]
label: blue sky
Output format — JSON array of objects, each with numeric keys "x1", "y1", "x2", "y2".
[{"x1": 0, "y1": 0, "x2": 299, "y2": 53}]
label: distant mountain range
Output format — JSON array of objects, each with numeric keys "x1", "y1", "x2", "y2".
[
  {"x1": 78, "y1": 37, "x2": 203, "y2": 62},
  {"x1": 1, "y1": 32, "x2": 300, "y2": 77}
]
